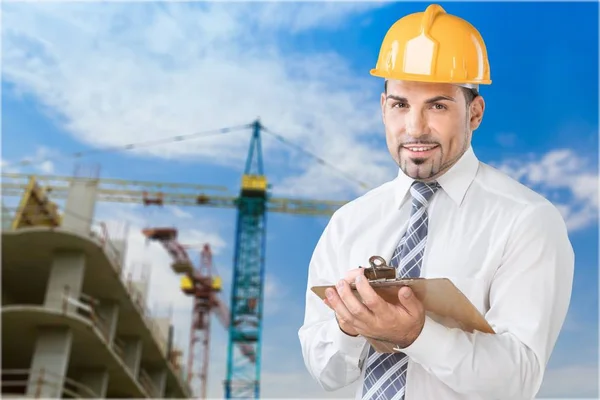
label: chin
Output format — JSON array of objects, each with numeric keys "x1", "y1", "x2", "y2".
[{"x1": 400, "y1": 160, "x2": 438, "y2": 179}]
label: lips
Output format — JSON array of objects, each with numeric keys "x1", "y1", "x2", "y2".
[{"x1": 402, "y1": 144, "x2": 439, "y2": 154}]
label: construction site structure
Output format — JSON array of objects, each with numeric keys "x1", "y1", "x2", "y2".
[
  {"x1": 141, "y1": 229, "x2": 252, "y2": 400},
  {"x1": 184, "y1": 243, "x2": 220, "y2": 400},
  {"x1": 1, "y1": 173, "x2": 193, "y2": 398},
  {"x1": 1, "y1": 119, "x2": 350, "y2": 399}
]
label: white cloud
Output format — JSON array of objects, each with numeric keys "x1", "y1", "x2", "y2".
[
  {"x1": 1, "y1": 159, "x2": 20, "y2": 174},
  {"x1": 1, "y1": 1, "x2": 390, "y2": 201},
  {"x1": 171, "y1": 206, "x2": 193, "y2": 219},
  {"x1": 39, "y1": 160, "x2": 55, "y2": 174},
  {"x1": 537, "y1": 365, "x2": 598, "y2": 398},
  {"x1": 237, "y1": 2, "x2": 387, "y2": 34},
  {"x1": 262, "y1": 273, "x2": 288, "y2": 317},
  {"x1": 494, "y1": 149, "x2": 598, "y2": 232},
  {"x1": 2, "y1": 146, "x2": 58, "y2": 175}
]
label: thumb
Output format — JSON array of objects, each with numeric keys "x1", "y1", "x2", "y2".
[{"x1": 397, "y1": 286, "x2": 420, "y2": 314}]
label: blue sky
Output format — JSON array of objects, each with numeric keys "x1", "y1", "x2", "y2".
[{"x1": 1, "y1": 1, "x2": 598, "y2": 398}]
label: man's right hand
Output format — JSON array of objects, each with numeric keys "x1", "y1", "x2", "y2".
[{"x1": 324, "y1": 267, "x2": 366, "y2": 337}]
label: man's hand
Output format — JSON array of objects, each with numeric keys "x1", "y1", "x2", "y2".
[
  {"x1": 324, "y1": 268, "x2": 365, "y2": 336},
  {"x1": 323, "y1": 268, "x2": 425, "y2": 347}
]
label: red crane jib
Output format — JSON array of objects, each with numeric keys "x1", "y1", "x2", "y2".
[
  {"x1": 142, "y1": 228, "x2": 257, "y2": 367},
  {"x1": 142, "y1": 227, "x2": 191, "y2": 264}
]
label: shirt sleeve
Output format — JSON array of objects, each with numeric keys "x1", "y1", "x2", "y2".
[
  {"x1": 298, "y1": 212, "x2": 368, "y2": 391},
  {"x1": 397, "y1": 202, "x2": 575, "y2": 398}
]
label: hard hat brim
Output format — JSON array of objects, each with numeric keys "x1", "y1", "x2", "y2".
[{"x1": 370, "y1": 68, "x2": 492, "y2": 86}]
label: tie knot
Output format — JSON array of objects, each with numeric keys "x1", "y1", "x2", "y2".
[{"x1": 410, "y1": 180, "x2": 440, "y2": 208}]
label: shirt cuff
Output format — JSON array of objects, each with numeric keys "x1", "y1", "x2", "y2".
[{"x1": 393, "y1": 316, "x2": 456, "y2": 366}]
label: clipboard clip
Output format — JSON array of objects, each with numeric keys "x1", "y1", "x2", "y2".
[{"x1": 362, "y1": 255, "x2": 396, "y2": 281}]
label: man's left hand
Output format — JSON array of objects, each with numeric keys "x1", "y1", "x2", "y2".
[{"x1": 324, "y1": 273, "x2": 425, "y2": 348}]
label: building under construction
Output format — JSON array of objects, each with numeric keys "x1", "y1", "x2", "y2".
[
  {"x1": 1, "y1": 119, "x2": 349, "y2": 399},
  {"x1": 1, "y1": 175, "x2": 194, "y2": 398}
]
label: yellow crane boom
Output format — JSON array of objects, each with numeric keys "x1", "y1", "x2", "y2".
[{"x1": 1, "y1": 172, "x2": 348, "y2": 217}]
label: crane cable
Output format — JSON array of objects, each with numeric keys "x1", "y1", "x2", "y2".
[
  {"x1": 9, "y1": 120, "x2": 372, "y2": 191},
  {"x1": 261, "y1": 127, "x2": 371, "y2": 190},
  {"x1": 12, "y1": 123, "x2": 253, "y2": 167}
]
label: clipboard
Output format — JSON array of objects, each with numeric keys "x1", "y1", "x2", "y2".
[{"x1": 311, "y1": 255, "x2": 495, "y2": 336}]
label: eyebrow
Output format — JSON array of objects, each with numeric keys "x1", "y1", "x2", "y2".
[{"x1": 386, "y1": 95, "x2": 456, "y2": 103}]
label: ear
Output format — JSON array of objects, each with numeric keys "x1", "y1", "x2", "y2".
[{"x1": 469, "y1": 96, "x2": 485, "y2": 131}]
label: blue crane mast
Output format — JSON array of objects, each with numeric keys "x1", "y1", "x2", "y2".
[{"x1": 224, "y1": 119, "x2": 267, "y2": 399}]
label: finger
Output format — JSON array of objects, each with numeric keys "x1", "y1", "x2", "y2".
[
  {"x1": 354, "y1": 274, "x2": 387, "y2": 314},
  {"x1": 336, "y1": 279, "x2": 373, "y2": 323},
  {"x1": 397, "y1": 286, "x2": 423, "y2": 316},
  {"x1": 343, "y1": 267, "x2": 365, "y2": 284},
  {"x1": 325, "y1": 287, "x2": 356, "y2": 326}
]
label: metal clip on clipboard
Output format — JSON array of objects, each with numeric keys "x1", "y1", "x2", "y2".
[{"x1": 352, "y1": 255, "x2": 423, "y2": 289}]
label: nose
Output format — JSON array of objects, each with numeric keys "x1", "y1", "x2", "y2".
[{"x1": 405, "y1": 109, "x2": 427, "y2": 138}]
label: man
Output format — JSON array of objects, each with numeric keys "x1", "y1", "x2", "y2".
[{"x1": 298, "y1": 4, "x2": 574, "y2": 400}]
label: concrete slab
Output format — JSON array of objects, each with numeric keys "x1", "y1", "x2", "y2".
[
  {"x1": 2, "y1": 227, "x2": 192, "y2": 398},
  {"x1": 2, "y1": 306, "x2": 146, "y2": 398}
]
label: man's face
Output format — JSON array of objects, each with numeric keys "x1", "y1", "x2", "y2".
[{"x1": 381, "y1": 80, "x2": 485, "y2": 181}]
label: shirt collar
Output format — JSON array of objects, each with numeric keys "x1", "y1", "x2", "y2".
[{"x1": 394, "y1": 146, "x2": 479, "y2": 208}]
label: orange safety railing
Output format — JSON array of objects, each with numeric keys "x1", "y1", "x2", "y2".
[{"x1": 1, "y1": 368, "x2": 98, "y2": 398}]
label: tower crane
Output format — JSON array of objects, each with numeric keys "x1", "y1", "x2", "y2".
[{"x1": 1, "y1": 119, "x2": 358, "y2": 399}]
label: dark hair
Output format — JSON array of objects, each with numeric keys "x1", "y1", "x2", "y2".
[
  {"x1": 461, "y1": 87, "x2": 479, "y2": 105},
  {"x1": 384, "y1": 80, "x2": 479, "y2": 105}
]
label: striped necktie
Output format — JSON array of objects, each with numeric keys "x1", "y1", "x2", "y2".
[{"x1": 361, "y1": 180, "x2": 440, "y2": 400}]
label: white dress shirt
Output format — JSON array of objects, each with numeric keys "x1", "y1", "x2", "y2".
[{"x1": 298, "y1": 146, "x2": 574, "y2": 400}]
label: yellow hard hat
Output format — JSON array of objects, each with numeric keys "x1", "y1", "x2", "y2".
[{"x1": 371, "y1": 4, "x2": 491, "y2": 87}]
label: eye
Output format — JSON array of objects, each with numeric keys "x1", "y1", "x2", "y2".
[
  {"x1": 391, "y1": 102, "x2": 408, "y2": 108},
  {"x1": 431, "y1": 103, "x2": 447, "y2": 110}
]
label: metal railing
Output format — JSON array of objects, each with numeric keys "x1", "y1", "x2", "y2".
[
  {"x1": 91, "y1": 221, "x2": 123, "y2": 275},
  {"x1": 1, "y1": 368, "x2": 98, "y2": 398},
  {"x1": 3, "y1": 203, "x2": 190, "y2": 393},
  {"x1": 138, "y1": 369, "x2": 160, "y2": 398},
  {"x1": 58, "y1": 287, "x2": 154, "y2": 397},
  {"x1": 91, "y1": 222, "x2": 172, "y2": 360},
  {"x1": 59, "y1": 222, "x2": 173, "y2": 362},
  {"x1": 123, "y1": 276, "x2": 170, "y2": 357}
]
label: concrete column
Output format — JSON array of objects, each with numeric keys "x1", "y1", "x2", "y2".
[
  {"x1": 121, "y1": 336, "x2": 143, "y2": 377},
  {"x1": 96, "y1": 300, "x2": 119, "y2": 344},
  {"x1": 44, "y1": 251, "x2": 86, "y2": 313},
  {"x1": 78, "y1": 368, "x2": 109, "y2": 398},
  {"x1": 26, "y1": 327, "x2": 73, "y2": 398},
  {"x1": 61, "y1": 178, "x2": 98, "y2": 233},
  {"x1": 148, "y1": 368, "x2": 168, "y2": 397}
]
